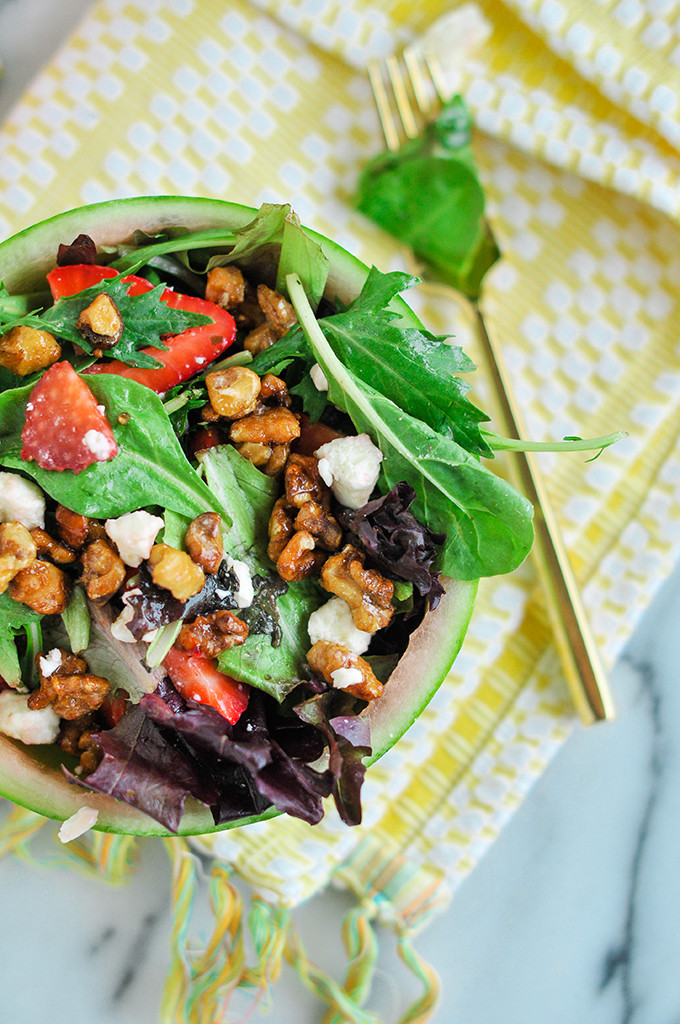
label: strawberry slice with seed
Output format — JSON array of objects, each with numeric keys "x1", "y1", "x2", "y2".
[{"x1": 21, "y1": 361, "x2": 118, "y2": 474}]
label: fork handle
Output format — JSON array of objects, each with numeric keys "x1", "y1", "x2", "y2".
[{"x1": 472, "y1": 302, "x2": 614, "y2": 724}]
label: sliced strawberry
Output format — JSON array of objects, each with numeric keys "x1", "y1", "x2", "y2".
[
  {"x1": 21, "y1": 361, "x2": 118, "y2": 474},
  {"x1": 163, "y1": 646, "x2": 249, "y2": 725},
  {"x1": 48, "y1": 264, "x2": 236, "y2": 394},
  {"x1": 100, "y1": 688, "x2": 130, "y2": 728}
]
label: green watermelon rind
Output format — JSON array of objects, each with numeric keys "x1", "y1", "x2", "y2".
[{"x1": 0, "y1": 197, "x2": 477, "y2": 836}]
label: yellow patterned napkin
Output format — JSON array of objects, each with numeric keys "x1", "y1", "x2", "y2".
[{"x1": 1, "y1": 0, "x2": 680, "y2": 1017}]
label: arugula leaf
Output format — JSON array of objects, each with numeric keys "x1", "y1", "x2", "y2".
[
  {"x1": 355, "y1": 96, "x2": 499, "y2": 301},
  {"x1": 61, "y1": 584, "x2": 90, "y2": 654},
  {"x1": 275, "y1": 211, "x2": 329, "y2": 309},
  {"x1": 217, "y1": 576, "x2": 324, "y2": 701},
  {"x1": 0, "y1": 592, "x2": 41, "y2": 687},
  {"x1": 287, "y1": 274, "x2": 535, "y2": 581},
  {"x1": 0, "y1": 375, "x2": 229, "y2": 522}
]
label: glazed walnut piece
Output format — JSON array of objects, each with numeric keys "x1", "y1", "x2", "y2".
[
  {"x1": 0, "y1": 522, "x2": 37, "y2": 593},
  {"x1": 80, "y1": 538, "x2": 126, "y2": 604},
  {"x1": 229, "y1": 406, "x2": 300, "y2": 446},
  {"x1": 76, "y1": 292, "x2": 124, "y2": 350},
  {"x1": 321, "y1": 544, "x2": 394, "y2": 633},
  {"x1": 307, "y1": 640, "x2": 384, "y2": 701},
  {"x1": 284, "y1": 453, "x2": 330, "y2": 509},
  {"x1": 185, "y1": 512, "x2": 224, "y2": 574},
  {"x1": 206, "y1": 366, "x2": 261, "y2": 419},
  {"x1": 30, "y1": 528, "x2": 77, "y2": 565},
  {"x1": 9, "y1": 560, "x2": 70, "y2": 614},
  {"x1": 267, "y1": 497, "x2": 295, "y2": 563},
  {"x1": 0, "y1": 325, "x2": 61, "y2": 376},
  {"x1": 55, "y1": 505, "x2": 106, "y2": 550},
  {"x1": 148, "y1": 543, "x2": 205, "y2": 601},
  {"x1": 205, "y1": 265, "x2": 246, "y2": 309},
  {"x1": 276, "y1": 530, "x2": 326, "y2": 582},
  {"x1": 29, "y1": 648, "x2": 110, "y2": 721},
  {"x1": 176, "y1": 609, "x2": 249, "y2": 658},
  {"x1": 294, "y1": 500, "x2": 342, "y2": 551}
]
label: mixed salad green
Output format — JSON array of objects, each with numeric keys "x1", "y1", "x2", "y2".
[{"x1": 0, "y1": 202, "x2": 622, "y2": 834}]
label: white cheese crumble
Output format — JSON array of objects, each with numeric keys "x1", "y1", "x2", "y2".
[
  {"x1": 105, "y1": 510, "x2": 164, "y2": 567},
  {"x1": 58, "y1": 806, "x2": 99, "y2": 844},
  {"x1": 225, "y1": 556, "x2": 254, "y2": 608},
  {"x1": 314, "y1": 434, "x2": 383, "y2": 510},
  {"x1": 310, "y1": 363, "x2": 329, "y2": 391},
  {"x1": 82, "y1": 429, "x2": 115, "y2": 459},
  {"x1": 38, "y1": 648, "x2": 63, "y2": 678},
  {"x1": 0, "y1": 471, "x2": 46, "y2": 530},
  {"x1": 110, "y1": 604, "x2": 137, "y2": 644},
  {"x1": 330, "y1": 666, "x2": 364, "y2": 690},
  {"x1": 307, "y1": 597, "x2": 371, "y2": 655},
  {"x1": 0, "y1": 691, "x2": 60, "y2": 745}
]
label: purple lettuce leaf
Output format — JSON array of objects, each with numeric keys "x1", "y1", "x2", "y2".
[
  {"x1": 68, "y1": 703, "x2": 220, "y2": 832},
  {"x1": 124, "y1": 561, "x2": 239, "y2": 639},
  {"x1": 295, "y1": 694, "x2": 371, "y2": 826},
  {"x1": 338, "y1": 481, "x2": 445, "y2": 609}
]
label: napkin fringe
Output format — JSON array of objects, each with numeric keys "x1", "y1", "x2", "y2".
[{"x1": 0, "y1": 805, "x2": 447, "y2": 1023}]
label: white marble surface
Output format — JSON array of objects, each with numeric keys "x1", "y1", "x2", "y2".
[{"x1": 2, "y1": 3, "x2": 680, "y2": 1023}]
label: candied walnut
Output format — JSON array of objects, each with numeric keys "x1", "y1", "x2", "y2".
[
  {"x1": 267, "y1": 497, "x2": 295, "y2": 563},
  {"x1": 185, "y1": 512, "x2": 223, "y2": 574},
  {"x1": 206, "y1": 366, "x2": 261, "y2": 419},
  {"x1": 276, "y1": 529, "x2": 325, "y2": 582},
  {"x1": 264, "y1": 443, "x2": 290, "y2": 477},
  {"x1": 55, "y1": 505, "x2": 105, "y2": 549},
  {"x1": 237, "y1": 441, "x2": 273, "y2": 468},
  {"x1": 0, "y1": 325, "x2": 61, "y2": 376},
  {"x1": 295, "y1": 500, "x2": 342, "y2": 551},
  {"x1": 30, "y1": 527, "x2": 76, "y2": 565},
  {"x1": 176, "y1": 609, "x2": 249, "y2": 658},
  {"x1": 76, "y1": 292, "x2": 123, "y2": 349},
  {"x1": 148, "y1": 543, "x2": 205, "y2": 601},
  {"x1": 200, "y1": 402, "x2": 222, "y2": 424},
  {"x1": 9, "y1": 560, "x2": 70, "y2": 614},
  {"x1": 259, "y1": 373, "x2": 291, "y2": 407},
  {"x1": 243, "y1": 321, "x2": 278, "y2": 355},
  {"x1": 257, "y1": 284, "x2": 297, "y2": 337},
  {"x1": 229, "y1": 407, "x2": 300, "y2": 446},
  {"x1": 29, "y1": 666, "x2": 110, "y2": 721},
  {"x1": 205, "y1": 265, "x2": 245, "y2": 309},
  {"x1": 307, "y1": 640, "x2": 384, "y2": 702},
  {"x1": 80, "y1": 539, "x2": 125, "y2": 604},
  {"x1": 321, "y1": 544, "x2": 394, "y2": 633},
  {"x1": 57, "y1": 713, "x2": 102, "y2": 775},
  {"x1": 284, "y1": 453, "x2": 330, "y2": 509},
  {"x1": 0, "y1": 522, "x2": 37, "y2": 593}
]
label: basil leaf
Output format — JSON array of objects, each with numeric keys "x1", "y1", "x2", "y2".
[{"x1": 0, "y1": 375, "x2": 229, "y2": 521}]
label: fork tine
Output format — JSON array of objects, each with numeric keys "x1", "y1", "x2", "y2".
[
  {"x1": 368, "y1": 59, "x2": 401, "y2": 152},
  {"x1": 422, "y1": 52, "x2": 451, "y2": 104},
  {"x1": 385, "y1": 54, "x2": 419, "y2": 140},
  {"x1": 402, "y1": 46, "x2": 434, "y2": 118}
]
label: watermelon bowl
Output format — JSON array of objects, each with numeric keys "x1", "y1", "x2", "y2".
[{"x1": 0, "y1": 196, "x2": 483, "y2": 837}]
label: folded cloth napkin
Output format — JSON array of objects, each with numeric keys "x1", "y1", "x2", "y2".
[{"x1": 1, "y1": 0, "x2": 680, "y2": 1019}]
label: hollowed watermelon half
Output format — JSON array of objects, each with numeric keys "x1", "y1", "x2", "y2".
[{"x1": 0, "y1": 197, "x2": 477, "y2": 836}]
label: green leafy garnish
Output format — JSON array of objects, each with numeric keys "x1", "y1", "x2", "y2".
[
  {"x1": 287, "y1": 272, "x2": 534, "y2": 580},
  {"x1": 355, "y1": 96, "x2": 499, "y2": 300},
  {"x1": 0, "y1": 275, "x2": 212, "y2": 370}
]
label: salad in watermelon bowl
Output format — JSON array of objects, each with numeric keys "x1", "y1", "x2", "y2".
[{"x1": 0, "y1": 197, "x2": 617, "y2": 838}]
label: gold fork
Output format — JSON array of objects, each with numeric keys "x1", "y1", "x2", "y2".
[{"x1": 367, "y1": 49, "x2": 614, "y2": 724}]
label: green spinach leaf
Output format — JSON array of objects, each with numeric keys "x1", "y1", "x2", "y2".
[
  {"x1": 0, "y1": 375, "x2": 229, "y2": 522},
  {"x1": 0, "y1": 592, "x2": 41, "y2": 687},
  {"x1": 355, "y1": 96, "x2": 499, "y2": 301}
]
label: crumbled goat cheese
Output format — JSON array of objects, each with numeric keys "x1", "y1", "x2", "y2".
[
  {"x1": 0, "y1": 691, "x2": 60, "y2": 745},
  {"x1": 0, "y1": 471, "x2": 45, "y2": 530},
  {"x1": 330, "y1": 666, "x2": 364, "y2": 690},
  {"x1": 38, "y1": 648, "x2": 63, "y2": 678},
  {"x1": 110, "y1": 604, "x2": 137, "y2": 644},
  {"x1": 314, "y1": 434, "x2": 383, "y2": 510},
  {"x1": 105, "y1": 510, "x2": 164, "y2": 567},
  {"x1": 225, "y1": 556, "x2": 254, "y2": 608},
  {"x1": 82, "y1": 429, "x2": 115, "y2": 459},
  {"x1": 310, "y1": 363, "x2": 329, "y2": 391},
  {"x1": 58, "y1": 806, "x2": 99, "y2": 844},
  {"x1": 307, "y1": 597, "x2": 371, "y2": 655}
]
